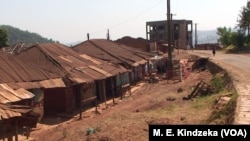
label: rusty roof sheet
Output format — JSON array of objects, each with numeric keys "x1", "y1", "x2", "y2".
[
  {"x1": 79, "y1": 54, "x2": 102, "y2": 65},
  {"x1": 0, "y1": 104, "x2": 21, "y2": 120},
  {"x1": 73, "y1": 39, "x2": 151, "y2": 66},
  {"x1": 88, "y1": 65, "x2": 113, "y2": 77},
  {"x1": 0, "y1": 86, "x2": 20, "y2": 103},
  {"x1": 7, "y1": 81, "x2": 42, "y2": 90},
  {"x1": 0, "y1": 103, "x2": 31, "y2": 120},
  {"x1": 39, "y1": 78, "x2": 66, "y2": 88},
  {"x1": 74, "y1": 41, "x2": 122, "y2": 64},
  {"x1": 0, "y1": 84, "x2": 34, "y2": 104},
  {"x1": 14, "y1": 88, "x2": 34, "y2": 99},
  {"x1": 6, "y1": 79, "x2": 66, "y2": 90},
  {"x1": 117, "y1": 42, "x2": 154, "y2": 59},
  {"x1": 132, "y1": 60, "x2": 149, "y2": 67},
  {"x1": 0, "y1": 51, "x2": 64, "y2": 84},
  {"x1": 16, "y1": 43, "x2": 128, "y2": 84}
]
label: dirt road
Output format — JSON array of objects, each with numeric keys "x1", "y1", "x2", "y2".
[{"x1": 188, "y1": 50, "x2": 250, "y2": 124}]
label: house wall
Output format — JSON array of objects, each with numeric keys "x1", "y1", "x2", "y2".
[
  {"x1": 95, "y1": 80, "x2": 106, "y2": 102},
  {"x1": 115, "y1": 72, "x2": 130, "y2": 96},
  {"x1": 105, "y1": 77, "x2": 115, "y2": 98},
  {"x1": 65, "y1": 87, "x2": 76, "y2": 113},
  {"x1": 131, "y1": 67, "x2": 136, "y2": 83},
  {"x1": 131, "y1": 65, "x2": 144, "y2": 83},
  {"x1": 74, "y1": 83, "x2": 96, "y2": 111},
  {"x1": 44, "y1": 87, "x2": 75, "y2": 115},
  {"x1": 116, "y1": 72, "x2": 129, "y2": 86},
  {"x1": 29, "y1": 88, "x2": 44, "y2": 122},
  {"x1": 79, "y1": 83, "x2": 96, "y2": 100}
]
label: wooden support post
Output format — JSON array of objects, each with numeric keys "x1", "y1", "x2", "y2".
[
  {"x1": 79, "y1": 86, "x2": 82, "y2": 120},
  {"x1": 3, "y1": 123, "x2": 6, "y2": 141},
  {"x1": 26, "y1": 127, "x2": 30, "y2": 140},
  {"x1": 102, "y1": 80, "x2": 107, "y2": 109},
  {"x1": 120, "y1": 73, "x2": 123, "y2": 100},
  {"x1": 95, "y1": 99, "x2": 98, "y2": 114},
  {"x1": 6, "y1": 123, "x2": 12, "y2": 141},
  {"x1": 15, "y1": 119, "x2": 18, "y2": 141},
  {"x1": 111, "y1": 77, "x2": 115, "y2": 105},
  {"x1": 129, "y1": 85, "x2": 132, "y2": 96},
  {"x1": 180, "y1": 63, "x2": 183, "y2": 82}
]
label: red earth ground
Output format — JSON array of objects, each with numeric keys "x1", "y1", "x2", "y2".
[{"x1": 19, "y1": 51, "x2": 225, "y2": 141}]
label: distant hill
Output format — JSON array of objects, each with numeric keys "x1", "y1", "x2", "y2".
[
  {"x1": 0, "y1": 25, "x2": 57, "y2": 46},
  {"x1": 197, "y1": 30, "x2": 219, "y2": 44}
]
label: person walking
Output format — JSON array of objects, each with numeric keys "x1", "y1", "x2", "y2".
[{"x1": 212, "y1": 47, "x2": 216, "y2": 56}]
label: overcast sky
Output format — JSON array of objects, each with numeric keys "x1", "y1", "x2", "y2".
[{"x1": 1, "y1": 0, "x2": 247, "y2": 44}]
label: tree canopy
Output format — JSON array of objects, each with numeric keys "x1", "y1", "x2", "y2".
[
  {"x1": 217, "y1": 2, "x2": 250, "y2": 50},
  {"x1": 0, "y1": 29, "x2": 9, "y2": 48},
  {"x1": 238, "y1": 2, "x2": 250, "y2": 35}
]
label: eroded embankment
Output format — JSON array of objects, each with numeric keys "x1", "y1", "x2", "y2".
[{"x1": 192, "y1": 56, "x2": 237, "y2": 124}]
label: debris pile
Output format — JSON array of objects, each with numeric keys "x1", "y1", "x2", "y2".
[{"x1": 183, "y1": 80, "x2": 215, "y2": 100}]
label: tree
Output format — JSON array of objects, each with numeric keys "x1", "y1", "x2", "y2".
[
  {"x1": 231, "y1": 32, "x2": 246, "y2": 48},
  {"x1": 237, "y1": 3, "x2": 250, "y2": 36},
  {"x1": 217, "y1": 27, "x2": 234, "y2": 47},
  {"x1": 217, "y1": 27, "x2": 246, "y2": 48},
  {"x1": 0, "y1": 29, "x2": 9, "y2": 47}
]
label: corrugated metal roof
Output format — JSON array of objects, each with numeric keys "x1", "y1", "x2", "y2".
[
  {"x1": 117, "y1": 42, "x2": 154, "y2": 59},
  {"x1": 79, "y1": 54, "x2": 102, "y2": 65},
  {"x1": 15, "y1": 88, "x2": 34, "y2": 99},
  {"x1": 0, "y1": 84, "x2": 34, "y2": 104},
  {"x1": 88, "y1": 65, "x2": 113, "y2": 77},
  {"x1": 0, "y1": 86, "x2": 20, "y2": 103},
  {"x1": 7, "y1": 81, "x2": 42, "y2": 90},
  {"x1": 0, "y1": 106, "x2": 21, "y2": 120},
  {"x1": 132, "y1": 60, "x2": 149, "y2": 66},
  {"x1": 0, "y1": 51, "x2": 64, "y2": 85},
  {"x1": 7, "y1": 79, "x2": 66, "y2": 89},
  {"x1": 74, "y1": 41, "x2": 122, "y2": 64},
  {"x1": 0, "y1": 103, "x2": 31, "y2": 120},
  {"x1": 16, "y1": 43, "x2": 128, "y2": 84},
  {"x1": 73, "y1": 39, "x2": 151, "y2": 66},
  {"x1": 39, "y1": 78, "x2": 66, "y2": 88},
  {"x1": 0, "y1": 84, "x2": 34, "y2": 99}
]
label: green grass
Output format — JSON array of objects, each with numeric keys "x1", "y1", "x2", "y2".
[
  {"x1": 210, "y1": 75, "x2": 224, "y2": 93},
  {"x1": 191, "y1": 73, "x2": 237, "y2": 124},
  {"x1": 205, "y1": 90, "x2": 238, "y2": 124},
  {"x1": 192, "y1": 93, "x2": 220, "y2": 110}
]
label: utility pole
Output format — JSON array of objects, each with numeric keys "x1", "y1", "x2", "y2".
[
  {"x1": 87, "y1": 33, "x2": 90, "y2": 40},
  {"x1": 107, "y1": 29, "x2": 110, "y2": 40},
  {"x1": 171, "y1": 13, "x2": 176, "y2": 53},
  {"x1": 195, "y1": 23, "x2": 198, "y2": 48},
  {"x1": 167, "y1": 0, "x2": 173, "y2": 79}
]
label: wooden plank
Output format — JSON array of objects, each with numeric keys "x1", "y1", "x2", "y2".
[
  {"x1": 81, "y1": 96, "x2": 97, "y2": 105},
  {"x1": 188, "y1": 81, "x2": 202, "y2": 99}
]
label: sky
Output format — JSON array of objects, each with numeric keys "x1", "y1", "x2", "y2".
[{"x1": 0, "y1": 0, "x2": 248, "y2": 44}]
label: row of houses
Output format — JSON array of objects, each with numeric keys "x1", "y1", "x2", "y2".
[{"x1": 0, "y1": 39, "x2": 155, "y2": 140}]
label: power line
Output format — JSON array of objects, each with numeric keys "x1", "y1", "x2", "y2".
[{"x1": 88, "y1": 0, "x2": 165, "y2": 37}]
